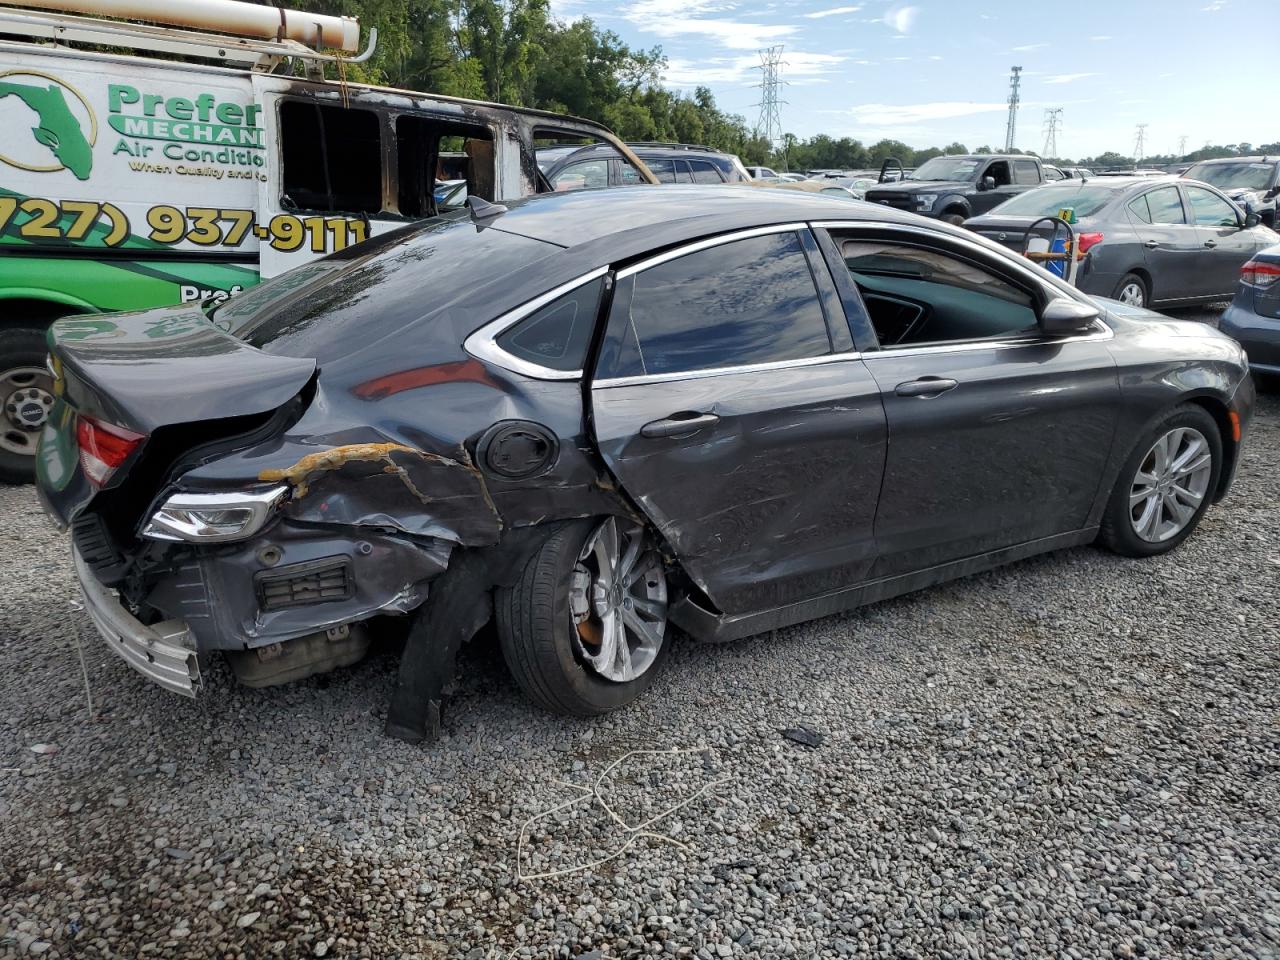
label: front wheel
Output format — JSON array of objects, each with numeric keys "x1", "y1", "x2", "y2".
[
  {"x1": 1097, "y1": 404, "x2": 1222, "y2": 557},
  {"x1": 0, "y1": 327, "x2": 56, "y2": 484},
  {"x1": 496, "y1": 517, "x2": 670, "y2": 716}
]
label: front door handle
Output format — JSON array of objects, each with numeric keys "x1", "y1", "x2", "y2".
[
  {"x1": 1204, "y1": 239, "x2": 1218, "y2": 248},
  {"x1": 640, "y1": 411, "x2": 720, "y2": 439},
  {"x1": 895, "y1": 377, "x2": 958, "y2": 398},
  {"x1": 1143, "y1": 240, "x2": 1160, "y2": 249}
]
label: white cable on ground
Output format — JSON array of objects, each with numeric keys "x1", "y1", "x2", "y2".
[{"x1": 516, "y1": 747, "x2": 728, "y2": 882}]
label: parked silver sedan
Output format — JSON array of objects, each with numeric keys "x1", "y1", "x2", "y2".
[{"x1": 965, "y1": 177, "x2": 1280, "y2": 308}]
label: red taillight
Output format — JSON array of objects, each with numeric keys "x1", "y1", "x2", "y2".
[
  {"x1": 76, "y1": 415, "x2": 144, "y2": 488},
  {"x1": 1240, "y1": 259, "x2": 1280, "y2": 288},
  {"x1": 1075, "y1": 232, "x2": 1105, "y2": 255}
]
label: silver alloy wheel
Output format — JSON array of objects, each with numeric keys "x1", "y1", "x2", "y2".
[
  {"x1": 1, "y1": 365, "x2": 55, "y2": 457},
  {"x1": 1129, "y1": 426, "x2": 1213, "y2": 543},
  {"x1": 1118, "y1": 281, "x2": 1146, "y2": 307},
  {"x1": 568, "y1": 517, "x2": 668, "y2": 683}
]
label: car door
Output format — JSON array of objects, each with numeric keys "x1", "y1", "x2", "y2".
[
  {"x1": 1184, "y1": 184, "x2": 1258, "y2": 297},
  {"x1": 1124, "y1": 184, "x2": 1204, "y2": 302},
  {"x1": 590, "y1": 226, "x2": 888, "y2": 615},
  {"x1": 818, "y1": 226, "x2": 1121, "y2": 578},
  {"x1": 969, "y1": 160, "x2": 1018, "y2": 215}
]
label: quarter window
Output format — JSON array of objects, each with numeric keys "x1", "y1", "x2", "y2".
[
  {"x1": 839, "y1": 240, "x2": 1038, "y2": 347},
  {"x1": 601, "y1": 232, "x2": 831, "y2": 377},
  {"x1": 1185, "y1": 185, "x2": 1239, "y2": 227},
  {"x1": 495, "y1": 277, "x2": 605, "y2": 372}
]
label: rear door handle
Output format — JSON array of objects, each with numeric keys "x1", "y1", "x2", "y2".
[
  {"x1": 1143, "y1": 240, "x2": 1160, "y2": 249},
  {"x1": 1204, "y1": 239, "x2": 1218, "y2": 248},
  {"x1": 640, "y1": 411, "x2": 720, "y2": 439},
  {"x1": 895, "y1": 377, "x2": 958, "y2": 398}
]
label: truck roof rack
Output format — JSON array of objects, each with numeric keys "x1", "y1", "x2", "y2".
[
  {"x1": 625, "y1": 142, "x2": 717, "y2": 153},
  {"x1": 0, "y1": 3, "x2": 376, "y2": 75}
]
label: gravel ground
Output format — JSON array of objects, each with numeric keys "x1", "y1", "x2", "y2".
[{"x1": 2, "y1": 307, "x2": 1278, "y2": 960}]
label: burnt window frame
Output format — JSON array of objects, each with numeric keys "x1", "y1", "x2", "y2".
[{"x1": 274, "y1": 95, "x2": 498, "y2": 220}]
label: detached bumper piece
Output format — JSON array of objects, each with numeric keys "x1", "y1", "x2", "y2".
[{"x1": 73, "y1": 546, "x2": 201, "y2": 697}]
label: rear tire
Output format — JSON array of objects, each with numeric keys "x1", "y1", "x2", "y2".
[
  {"x1": 496, "y1": 517, "x2": 670, "y2": 717},
  {"x1": 1113, "y1": 273, "x2": 1150, "y2": 308},
  {"x1": 0, "y1": 326, "x2": 55, "y2": 485},
  {"x1": 941, "y1": 212, "x2": 966, "y2": 226},
  {"x1": 1097, "y1": 404, "x2": 1222, "y2": 558}
]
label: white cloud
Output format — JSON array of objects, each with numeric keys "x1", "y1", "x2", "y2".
[
  {"x1": 803, "y1": 4, "x2": 862, "y2": 18},
  {"x1": 1012, "y1": 43, "x2": 1047, "y2": 52},
  {"x1": 663, "y1": 50, "x2": 846, "y2": 86},
  {"x1": 625, "y1": 0, "x2": 797, "y2": 50},
  {"x1": 1091, "y1": 35, "x2": 1112, "y2": 41},
  {"x1": 882, "y1": 3, "x2": 917, "y2": 33},
  {"x1": 846, "y1": 101, "x2": 1009, "y2": 126},
  {"x1": 1044, "y1": 72, "x2": 1098, "y2": 84},
  {"x1": 1202, "y1": 0, "x2": 1226, "y2": 10}
]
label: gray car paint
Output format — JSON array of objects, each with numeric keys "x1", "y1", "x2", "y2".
[
  {"x1": 964, "y1": 178, "x2": 1280, "y2": 306},
  {"x1": 1220, "y1": 242, "x2": 1280, "y2": 374},
  {"x1": 38, "y1": 188, "x2": 1255, "y2": 674}
]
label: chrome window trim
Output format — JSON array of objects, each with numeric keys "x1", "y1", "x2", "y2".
[
  {"x1": 615, "y1": 222, "x2": 810, "y2": 279},
  {"x1": 594, "y1": 351, "x2": 863, "y2": 389},
  {"x1": 808, "y1": 218, "x2": 1115, "y2": 355},
  {"x1": 463, "y1": 266, "x2": 609, "y2": 381}
]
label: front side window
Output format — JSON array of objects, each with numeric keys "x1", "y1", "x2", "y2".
[
  {"x1": 552, "y1": 159, "x2": 610, "y2": 192},
  {"x1": 600, "y1": 231, "x2": 831, "y2": 378},
  {"x1": 1185, "y1": 185, "x2": 1239, "y2": 227},
  {"x1": 1014, "y1": 160, "x2": 1040, "y2": 185},
  {"x1": 280, "y1": 101, "x2": 382, "y2": 213},
  {"x1": 839, "y1": 240, "x2": 1038, "y2": 348},
  {"x1": 985, "y1": 161, "x2": 1012, "y2": 187},
  {"x1": 494, "y1": 277, "x2": 605, "y2": 372}
]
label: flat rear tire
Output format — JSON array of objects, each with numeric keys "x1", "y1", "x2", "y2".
[{"x1": 0, "y1": 327, "x2": 55, "y2": 484}]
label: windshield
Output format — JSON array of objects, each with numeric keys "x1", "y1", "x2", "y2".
[
  {"x1": 989, "y1": 184, "x2": 1120, "y2": 218},
  {"x1": 1185, "y1": 162, "x2": 1273, "y2": 191},
  {"x1": 907, "y1": 157, "x2": 982, "y2": 181}
]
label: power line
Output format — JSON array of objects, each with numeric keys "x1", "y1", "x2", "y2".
[
  {"x1": 1004, "y1": 66, "x2": 1022, "y2": 152},
  {"x1": 1178, "y1": 135, "x2": 1189, "y2": 157},
  {"x1": 754, "y1": 45, "x2": 787, "y2": 156},
  {"x1": 1133, "y1": 123, "x2": 1148, "y2": 162},
  {"x1": 1042, "y1": 108, "x2": 1062, "y2": 159}
]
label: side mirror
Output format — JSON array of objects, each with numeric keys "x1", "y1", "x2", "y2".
[
  {"x1": 979, "y1": 176, "x2": 996, "y2": 192},
  {"x1": 1040, "y1": 298, "x2": 1101, "y2": 334},
  {"x1": 1244, "y1": 211, "x2": 1261, "y2": 228}
]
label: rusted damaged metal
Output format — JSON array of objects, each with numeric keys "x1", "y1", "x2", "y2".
[{"x1": 259, "y1": 441, "x2": 478, "y2": 502}]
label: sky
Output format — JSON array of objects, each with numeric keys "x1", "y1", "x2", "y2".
[{"x1": 550, "y1": 0, "x2": 1273, "y2": 158}]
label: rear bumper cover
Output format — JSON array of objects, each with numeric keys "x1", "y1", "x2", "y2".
[{"x1": 74, "y1": 546, "x2": 201, "y2": 697}]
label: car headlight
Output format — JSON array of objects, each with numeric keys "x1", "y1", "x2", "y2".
[
  {"x1": 142, "y1": 486, "x2": 287, "y2": 543},
  {"x1": 917, "y1": 195, "x2": 937, "y2": 211}
]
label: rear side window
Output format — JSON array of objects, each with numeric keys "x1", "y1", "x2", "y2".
[
  {"x1": 1014, "y1": 160, "x2": 1040, "y2": 185},
  {"x1": 495, "y1": 278, "x2": 605, "y2": 372},
  {"x1": 601, "y1": 231, "x2": 831, "y2": 378},
  {"x1": 646, "y1": 159, "x2": 678, "y2": 183},
  {"x1": 1145, "y1": 186, "x2": 1186, "y2": 224},
  {"x1": 552, "y1": 159, "x2": 610, "y2": 191},
  {"x1": 280, "y1": 101, "x2": 382, "y2": 213},
  {"x1": 687, "y1": 160, "x2": 724, "y2": 184}
]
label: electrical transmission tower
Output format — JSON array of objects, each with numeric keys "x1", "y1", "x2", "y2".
[
  {"x1": 1178, "y1": 135, "x2": 1189, "y2": 156},
  {"x1": 1042, "y1": 108, "x2": 1062, "y2": 159},
  {"x1": 1004, "y1": 66, "x2": 1022, "y2": 151},
  {"x1": 755, "y1": 45, "x2": 788, "y2": 153},
  {"x1": 1133, "y1": 123, "x2": 1148, "y2": 162}
]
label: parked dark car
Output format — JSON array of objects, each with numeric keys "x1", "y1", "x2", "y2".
[
  {"x1": 1182, "y1": 156, "x2": 1280, "y2": 228},
  {"x1": 964, "y1": 177, "x2": 1279, "y2": 307},
  {"x1": 1220, "y1": 242, "x2": 1280, "y2": 377},
  {"x1": 864, "y1": 154, "x2": 1047, "y2": 224},
  {"x1": 37, "y1": 187, "x2": 1253, "y2": 738},
  {"x1": 537, "y1": 142, "x2": 749, "y2": 190}
]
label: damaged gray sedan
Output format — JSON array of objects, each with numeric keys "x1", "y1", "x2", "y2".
[{"x1": 37, "y1": 187, "x2": 1255, "y2": 741}]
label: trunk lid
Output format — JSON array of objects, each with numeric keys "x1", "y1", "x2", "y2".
[
  {"x1": 966, "y1": 214, "x2": 1101, "y2": 254},
  {"x1": 37, "y1": 304, "x2": 316, "y2": 526}
]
